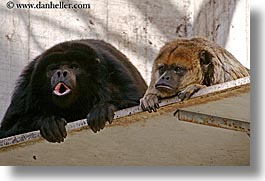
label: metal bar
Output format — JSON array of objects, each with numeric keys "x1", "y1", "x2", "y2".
[
  {"x1": 175, "y1": 110, "x2": 250, "y2": 135},
  {"x1": 0, "y1": 77, "x2": 250, "y2": 148},
  {"x1": 114, "y1": 76, "x2": 250, "y2": 119}
]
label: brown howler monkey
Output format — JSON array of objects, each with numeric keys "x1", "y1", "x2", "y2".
[
  {"x1": 140, "y1": 37, "x2": 250, "y2": 112},
  {"x1": 0, "y1": 39, "x2": 147, "y2": 143}
]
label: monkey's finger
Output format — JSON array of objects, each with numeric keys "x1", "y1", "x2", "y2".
[
  {"x1": 41, "y1": 118, "x2": 58, "y2": 142},
  {"x1": 90, "y1": 108, "x2": 102, "y2": 132},
  {"x1": 99, "y1": 119, "x2": 105, "y2": 130},
  {"x1": 140, "y1": 98, "x2": 147, "y2": 111},
  {"x1": 147, "y1": 98, "x2": 158, "y2": 112},
  {"x1": 155, "y1": 103, "x2": 160, "y2": 109},
  {"x1": 184, "y1": 92, "x2": 192, "y2": 100},
  {"x1": 51, "y1": 126, "x2": 64, "y2": 143},
  {"x1": 141, "y1": 99, "x2": 152, "y2": 112},
  {"x1": 107, "y1": 115, "x2": 114, "y2": 125},
  {"x1": 150, "y1": 105, "x2": 156, "y2": 112},
  {"x1": 147, "y1": 101, "x2": 156, "y2": 112},
  {"x1": 92, "y1": 119, "x2": 99, "y2": 133},
  {"x1": 90, "y1": 124, "x2": 98, "y2": 133},
  {"x1": 107, "y1": 106, "x2": 115, "y2": 124},
  {"x1": 56, "y1": 118, "x2": 67, "y2": 139},
  {"x1": 40, "y1": 127, "x2": 51, "y2": 142},
  {"x1": 86, "y1": 114, "x2": 91, "y2": 126},
  {"x1": 98, "y1": 115, "x2": 106, "y2": 130},
  {"x1": 140, "y1": 103, "x2": 147, "y2": 111},
  {"x1": 49, "y1": 119, "x2": 65, "y2": 143},
  {"x1": 107, "y1": 117, "x2": 113, "y2": 125},
  {"x1": 178, "y1": 92, "x2": 186, "y2": 101},
  {"x1": 96, "y1": 117, "x2": 101, "y2": 132},
  {"x1": 87, "y1": 115, "x2": 98, "y2": 133},
  {"x1": 41, "y1": 125, "x2": 58, "y2": 143},
  {"x1": 181, "y1": 90, "x2": 194, "y2": 101},
  {"x1": 151, "y1": 100, "x2": 157, "y2": 112},
  {"x1": 143, "y1": 104, "x2": 152, "y2": 113},
  {"x1": 91, "y1": 127, "x2": 98, "y2": 133}
]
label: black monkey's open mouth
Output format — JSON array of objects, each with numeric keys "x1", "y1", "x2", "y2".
[{"x1": 53, "y1": 82, "x2": 71, "y2": 96}]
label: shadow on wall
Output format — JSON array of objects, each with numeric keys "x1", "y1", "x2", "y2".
[
  {"x1": 0, "y1": 0, "x2": 239, "y2": 121},
  {"x1": 130, "y1": 0, "x2": 239, "y2": 47},
  {"x1": 1, "y1": 0, "x2": 238, "y2": 60},
  {"x1": 193, "y1": 0, "x2": 239, "y2": 47}
]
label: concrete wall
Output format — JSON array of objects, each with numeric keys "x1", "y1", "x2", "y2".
[{"x1": 0, "y1": 0, "x2": 249, "y2": 121}]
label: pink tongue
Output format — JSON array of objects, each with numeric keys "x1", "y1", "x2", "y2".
[{"x1": 53, "y1": 83, "x2": 70, "y2": 96}]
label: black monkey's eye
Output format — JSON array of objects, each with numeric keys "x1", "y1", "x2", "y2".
[
  {"x1": 47, "y1": 64, "x2": 57, "y2": 71},
  {"x1": 69, "y1": 63, "x2": 80, "y2": 70}
]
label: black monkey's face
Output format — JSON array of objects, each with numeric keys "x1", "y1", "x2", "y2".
[
  {"x1": 31, "y1": 44, "x2": 102, "y2": 109},
  {"x1": 47, "y1": 61, "x2": 80, "y2": 97},
  {"x1": 44, "y1": 60, "x2": 83, "y2": 108}
]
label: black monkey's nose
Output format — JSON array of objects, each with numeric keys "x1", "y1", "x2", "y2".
[{"x1": 56, "y1": 70, "x2": 68, "y2": 78}]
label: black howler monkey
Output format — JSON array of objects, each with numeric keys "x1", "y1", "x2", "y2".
[{"x1": 0, "y1": 39, "x2": 147, "y2": 143}]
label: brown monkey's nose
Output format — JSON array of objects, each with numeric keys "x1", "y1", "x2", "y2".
[{"x1": 162, "y1": 76, "x2": 170, "y2": 80}]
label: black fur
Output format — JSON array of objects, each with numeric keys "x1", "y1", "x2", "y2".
[{"x1": 0, "y1": 39, "x2": 147, "y2": 142}]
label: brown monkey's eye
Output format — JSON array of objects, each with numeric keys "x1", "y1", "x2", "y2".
[
  {"x1": 174, "y1": 66, "x2": 186, "y2": 75},
  {"x1": 174, "y1": 66, "x2": 181, "y2": 72},
  {"x1": 158, "y1": 65, "x2": 165, "y2": 74}
]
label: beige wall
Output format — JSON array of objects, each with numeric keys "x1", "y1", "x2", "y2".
[{"x1": 0, "y1": 0, "x2": 249, "y2": 121}]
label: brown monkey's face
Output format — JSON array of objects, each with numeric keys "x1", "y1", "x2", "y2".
[
  {"x1": 153, "y1": 45, "x2": 203, "y2": 97},
  {"x1": 155, "y1": 63, "x2": 187, "y2": 94},
  {"x1": 47, "y1": 62, "x2": 80, "y2": 97}
]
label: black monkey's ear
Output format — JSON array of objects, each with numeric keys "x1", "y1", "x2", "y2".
[
  {"x1": 89, "y1": 57, "x2": 101, "y2": 65},
  {"x1": 95, "y1": 58, "x2": 101, "y2": 63}
]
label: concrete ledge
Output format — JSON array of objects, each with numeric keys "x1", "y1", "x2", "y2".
[{"x1": 0, "y1": 77, "x2": 250, "y2": 149}]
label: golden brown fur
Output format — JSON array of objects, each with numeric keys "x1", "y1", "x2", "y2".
[{"x1": 140, "y1": 37, "x2": 250, "y2": 112}]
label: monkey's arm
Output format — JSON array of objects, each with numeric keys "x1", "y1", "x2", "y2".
[
  {"x1": 140, "y1": 87, "x2": 160, "y2": 113},
  {"x1": 87, "y1": 103, "x2": 116, "y2": 133},
  {"x1": 140, "y1": 83, "x2": 206, "y2": 113},
  {"x1": 177, "y1": 84, "x2": 206, "y2": 101}
]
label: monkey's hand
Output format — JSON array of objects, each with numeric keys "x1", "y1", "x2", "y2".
[
  {"x1": 87, "y1": 103, "x2": 115, "y2": 133},
  {"x1": 38, "y1": 116, "x2": 67, "y2": 143},
  {"x1": 140, "y1": 93, "x2": 160, "y2": 113},
  {"x1": 178, "y1": 84, "x2": 206, "y2": 101}
]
